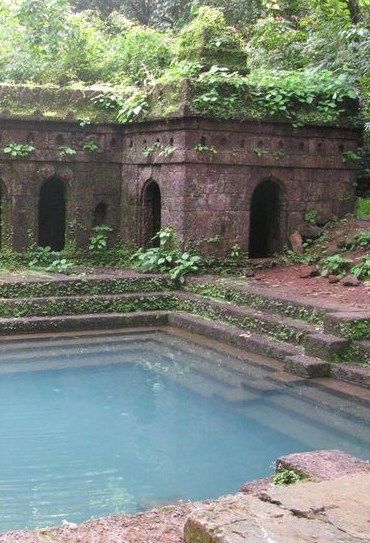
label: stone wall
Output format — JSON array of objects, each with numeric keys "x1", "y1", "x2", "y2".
[
  {"x1": 0, "y1": 115, "x2": 361, "y2": 256},
  {"x1": 122, "y1": 118, "x2": 361, "y2": 255}
]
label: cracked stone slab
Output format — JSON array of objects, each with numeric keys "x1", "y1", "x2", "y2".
[
  {"x1": 184, "y1": 474, "x2": 370, "y2": 543},
  {"x1": 264, "y1": 473, "x2": 370, "y2": 540}
]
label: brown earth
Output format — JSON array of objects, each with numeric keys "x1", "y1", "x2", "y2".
[{"x1": 252, "y1": 266, "x2": 369, "y2": 309}]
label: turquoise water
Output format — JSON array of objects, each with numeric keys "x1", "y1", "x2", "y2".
[{"x1": 0, "y1": 330, "x2": 369, "y2": 532}]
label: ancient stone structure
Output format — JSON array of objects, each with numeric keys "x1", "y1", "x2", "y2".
[{"x1": 0, "y1": 113, "x2": 361, "y2": 256}]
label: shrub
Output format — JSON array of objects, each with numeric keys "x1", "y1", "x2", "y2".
[
  {"x1": 46, "y1": 258, "x2": 73, "y2": 273},
  {"x1": 131, "y1": 227, "x2": 201, "y2": 283},
  {"x1": 177, "y1": 7, "x2": 248, "y2": 71},
  {"x1": 356, "y1": 198, "x2": 370, "y2": 220},
  {"x1": 351, "y1": 258, "x2": 370, "y2": 280},
  {"x1": 27, "y1": 245, "x2": 59, "y2": 268},
  {"x1": 321, "y1": 254, "x2": 352, "y2": 276},
  {"x1": 87, "y1": 225, "x2": 114, "y2": 266},
  {"x1": 3, "y1": 143, "x2": 35, "y2": 157},
  {"x1": 273, "y1": 469, "x2": 303, "y2": 486}
]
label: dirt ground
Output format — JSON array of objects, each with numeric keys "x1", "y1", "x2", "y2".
[
  {"x1": 252, "y1": 265, "x2": 369, "y2": 309},
  {"x1": 0, "y1": 503, "x2": 200, "y2": 543}
]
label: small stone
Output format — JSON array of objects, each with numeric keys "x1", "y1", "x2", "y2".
[
  {"x1": 328, "y1": 275, "x2": 340, "y2": 284},
  {"x1": 300, "y1": 224, "x2": 324, "y2": 240},
  {"x1": 32, "y1": 108, "x2": 44, "y2": 118},
  {"x1": 244, "y1": 269, "x2": 255, "y2": 278},
  {"x1": 290, "y1": 231, "x2": 304, "y2": 254},
  {"x1": 340, "y1": 275, "x2": 360, "y2": 287},
  {"x1": 298, "y1": 265, "x2": 318, "y2": 279},
  {"x1": 65, "y1": 110, "x2": 76, "y2": 120}
]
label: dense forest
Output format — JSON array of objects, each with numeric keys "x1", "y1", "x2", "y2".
[{"x1": 0, "y1": 1, "x2": 369, "y2": 132}]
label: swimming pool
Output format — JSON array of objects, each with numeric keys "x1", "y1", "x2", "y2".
[{"x1": 0, "y1": 329, "x2": 369, "y2": 532}]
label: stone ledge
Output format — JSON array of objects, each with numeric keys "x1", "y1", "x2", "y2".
[
  {"x1": 276, "y1": 450, "x2": 369, "y2": 481},
  {"x1": 184, "y1": 472, "x2": 370, "y2": 543},
  {"x1": 331, "y1": 363, "x2": 370, "y2": 389}
]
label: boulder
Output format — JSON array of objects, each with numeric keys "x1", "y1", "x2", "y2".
[{"x1": 298, "y1": 265, "x2": 319, "y2": 279}]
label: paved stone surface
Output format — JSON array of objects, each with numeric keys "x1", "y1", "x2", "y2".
[{"x1": 184, "y1": 474, "x2": 370, "y2": 543}]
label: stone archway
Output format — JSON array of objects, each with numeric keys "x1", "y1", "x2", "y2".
[
  {"x1": 141, "y1": 181, "x2": 161, "y2": 247},
  {"x1": 38, "y1": 178, "x2": 66, "y2": 251},
  {"x1": 249, "y1": 179, "x2": 285, "y2": 258}
]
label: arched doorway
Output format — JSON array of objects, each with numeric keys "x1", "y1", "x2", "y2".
[
  {"x1": 249, "y1": 179, "x2": 285, "y2": 258},
  {"x1": 38, "y1": 178, "x2": 66, "y2": 250},
  {"x1": 141, "y1": 181, "x2": 161, "y2": 247}
]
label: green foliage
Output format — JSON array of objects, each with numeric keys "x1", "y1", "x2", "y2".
[
  {"x1": 27, "y1": 245, "x2": 60, "y2": 268},
  {"x1": 58, "y1": 145, "x2": 77, "y2": 157},
  {"x1": 105, "y1": 21, "x2": 172, "y2": 84},
  {"x1": 321, "y1": 254, "x2": 353, "y2": 276},
  {"x1": 46, "y1": 257, "x2": 73, "y2": 273},
  {"x1": 83, "y1": 139, "x2": 99, "y2": 153},
  {"x1": 345, "y1": 229, "x2": 370, "y2": 249},
  {"x1": 351, "y1": 257, "x2": 370, "y2": 280},
  {"x1": 131, "y1": 227, "x2": 201, "y2": 283},
  {"x1": 341, "y1": 149, "x2": 361, "y2": 163},
  {"x1": 194, "y1": 142, "x2": 217, "y2": 154},
  {"x1": 253, "y1": 146, "x2": 268, "y2": 157},
  {"x1": 89, "y1": 224, "x2": 113, "y2": 252},
  {"x1": 273, "y1": 469, "x2": 303, "y2": 486},
  {"x1": 356, "y1": 198, "x2": 370, "y2": 219},
  {"x1": 304, "y1": 209, "x2": 318, "y2": 224},
  {"x1": 177, "y1": 7, "x2": 248, "y2": 71},
  {"x1": 3, "y1": 142, "x2": 35, "y2": 157},
  {"x1": 143, "y1": 141, "x2": 176, "y2": 158},
  {"x1": 190, "y1": 65, "x2": 359, "y2": 124}
]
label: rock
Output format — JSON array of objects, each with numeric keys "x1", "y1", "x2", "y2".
[
  {"x1": 65, "y1": 110, "x2": 76, "y2": 120},
  {"x1": 244, "y1": 269, "x2": 255, "y2": 278},
  {"x1": 300, "y1": 224, "x2": 324, "y2": 240},
  {"x1": 340, "y1": 275, "x2": 360, "y2": 287},
  {"x1": 276, "y1": 450, "x2": 369, "y2": 481},
  {"x1": 325, "y1": 242, "x2": 340, "y2": 256},
  {"x1": 298, "y1": 265, "x2": 319, "y2": 279},
  {"x1": 290, "y1": 231, "x2": 304, "y2": 254},
  {"x1": 240, "y1": 476, "x2": 273, "y2": 495},
  {"x1": 328, "y1": 274, "x2": 340, "y2": 284},
  {"x1": 184, "y1": 473, "x2": 370, "y2": 542}
]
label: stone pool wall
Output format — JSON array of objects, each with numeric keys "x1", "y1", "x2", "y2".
[{"x1": 0, "y1": 113, "x2": 361, "y2": 255}]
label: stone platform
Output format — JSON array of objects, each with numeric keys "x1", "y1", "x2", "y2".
[{"x1": 184, "y1": 473, "x2": 370, "y2": 543}]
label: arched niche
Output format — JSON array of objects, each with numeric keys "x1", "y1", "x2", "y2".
[
  {"x1": 249, "y1": 179, "x2": 286, "y2": 258},
  {"x1": 141, "y1": 181, "x2": 161, "y2": 247},
  {"x1": 38, "y1": 177, "x2": 66, "y2": 251},
  {"x1": 93, "y1": 201, "x2": 108, "y2": 227}
]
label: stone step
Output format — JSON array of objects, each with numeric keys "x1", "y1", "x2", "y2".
[
  {"x1": 324, "y1": 311, "x2": 370, "y2": 341},
  {"x1": 0, "y1": 273, "x2": 171, "y2": 299},
  {"x1": 331, "y1": 363, "x2": 370, "y2": 389},
  {"x1": 0, "y1": 311, "x2": 169, "y2": 335},
  {"x1": 0, "y1": 292, "x2": 175, "y2": 318},
  {"x1": 177, "y1": 292, "x2": 323, "y2": 345},
  {"x1": 304, "y1": 332, "x2": 350, "y2": 361},
  {"x1": 168, "y1": 311, "x2": 302, "y2": 364},
  {"x1": 187, "y1": 278, "x2": 330, "y2": 324},
  {"x1": 284, "y1": 354, "x2": 331, "y2": 378},
  {"x1": 354, "y1": 340, "x2": 370, "y2": 365}
]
